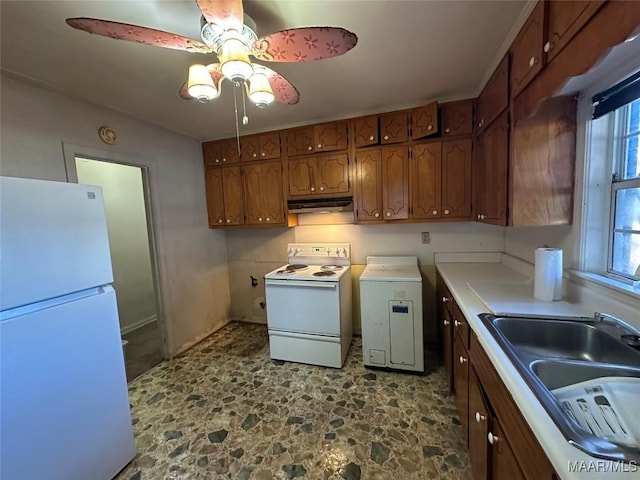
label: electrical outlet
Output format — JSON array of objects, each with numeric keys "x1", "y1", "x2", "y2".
[{"x1": 421, "y1": 232, "x2": 430, "y2": 244}]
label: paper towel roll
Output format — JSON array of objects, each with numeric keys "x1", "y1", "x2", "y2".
[{"x1": 534, "y1": 248, "x2": 563, "y2": 301}]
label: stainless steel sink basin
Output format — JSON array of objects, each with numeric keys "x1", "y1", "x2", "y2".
[
  {"x1": 478, "y1": 312, "x2": 640, "y2": 463},
  {"x1": 492, "y1": 317, "x2": 640, "y2": 366}
]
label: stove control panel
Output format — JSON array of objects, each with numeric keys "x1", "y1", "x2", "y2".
[{"x1": 287, "y1": 243, "x2": 350, "y2": 260}]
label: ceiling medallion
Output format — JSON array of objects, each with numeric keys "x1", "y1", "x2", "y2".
[{"x1": 98, "y1": 126, "x2": 118, "y2": 145}]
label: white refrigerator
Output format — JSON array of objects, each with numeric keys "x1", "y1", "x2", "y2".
[{"x1": 0, "y1": 176, "x2": 136, "y2": 480}]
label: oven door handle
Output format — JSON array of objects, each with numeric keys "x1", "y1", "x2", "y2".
[{"x1": 265, "y1": 280, "x2": 337, "y2": 288}]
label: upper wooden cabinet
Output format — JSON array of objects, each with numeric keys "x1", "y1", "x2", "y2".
[
  {"x1": 355, "y1": 148, "x2": 383, "y2": 222},
  {"x1": 545, "y1": 0, "x2": 605, "y2": 62},
  {"x1": 288, "y1": 153, "x2": 349, "y2": 198},
  {"x1": 441, "y1": 100, "x2": 473, "y2": 137},
  {"x1": 477, "y1": 55, "x2": 509, "y2": 134},
  {"x1": 205, "y1": 167, "x2": 225, "y2": 227},
  {"x1": 411, "y1": 101, "x2": 439, "y2": 140},
  {"x1": 203, "y1": 138, "x2": 240, "y2": 166},
  {"x1": 240, "y1": 132, "x2": 281, "y2": 161},
  {"x1": 510, "y1": 1, "x2": 545, "y2": 98},
  {"x1": 411, "y1": 142, "x2": 441, "y2": 220},
  {"x1": 381, "y1": 146, "x2": 410, "y2": 219},
  {"x1": 285, "y1": 121, "x2": 348, "y2": 156},
  {"x1": 442, "y1": 139, "x2": 472, "y2": 219},
  {"x1": 242, "y1": 161, "x2": 285, "y2": 226},
  {"x1": 380, "y1": 111, "x2": 409, "y2": 144},
  {"x1": 204, "y1": 165, "x2": 244, "y2": 227},
  {"x1": 354, "y1": 115, "x2": 379, "y2": 148}
]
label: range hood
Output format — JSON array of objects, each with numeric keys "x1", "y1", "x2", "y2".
[{"x1": 287, "y1": 196, "x2": 353, "y2": 214}]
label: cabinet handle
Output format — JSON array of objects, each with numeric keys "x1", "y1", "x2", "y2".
[
  {"x1": 222, "y1": 157, "x2": 227, "y2": 162},
  {"x1": 261, "y1": 152, "x2": 266, "y2": 157},
  {"x1": 529, "y1": 56, "x2": 536, "y2": 67},
  {"x1": 383, "y1": 135, "x2": 389, "y2": 140},
  {"x1": 226, "y1": 219, "x2": 231, "y2": 223},
  {"x1": 310, "y1": 186, "x2": 316, "y2": 192},
  {"x1": 427, "y1": 124, "x2": 433, "y2": 130},
  {"x1": 320, "y1": 186, "x2": 325, "y2": 191},
  {"x1": 442, "y1": 296, "x2": 448, "y2": 303},
  {"x1": 454, "y1": 320, "x2": 461, "y2": 327},
  {"x1": 374, "y1": 212, "x2": 380, "y2": 218},
  {"x1": 369, "y1": 135, "x2": 375, "y2": 141},
  {"x1": 218, "y1": 219, "x2": 223, "y2": 224},
  {"x1": 544, "y1": 41, "x2": 552, "y2": 53},
  {"x1": 386, "y1": 212, "x2": 392, "y2": 217},
  {"x1": 480, "y1": 214, "x2": 486, "y2": 220},
  {"x1": 432, "y1": 210, "x2": 438, "y2": 215},
  {"x1": 317, "y1": 143, "x2": 322, "y2": 149},
  {"x1": 266, "y1": 217, "x2": 271, "y2": 222},
  {"x1": 252, "y1": 153, "x2": 257, "y2": 158},
  {"x1": 308, "y1": 146, "x2": 313, "y2": 151},
  {"x1": 475, "y1": 412, "x2": 486, "y2": 423},
  {"x1": 444, "y1": 209, "x2": 450, "y2": 215},
  {"x1": 477, "y1": 214, "x2": 481, "y2": 220},
  {"x1": 443, "y1": 319, "x2": 450, "y2": 326},
  {"x1": 459, "y1": 356, "x2": 467, "y2": 364},
  {"x1": 445, "y1": 128, "x2": 451, "y2": 134},
  {"x1": 488, "y1": 432, "x2": 499, "y2": 445},
  {"x1": 215, "y1": 159, "x2": 220, "y2": 163},
  {"x1": 258, "y1": 217, "x2": 263, "y2": 222}
]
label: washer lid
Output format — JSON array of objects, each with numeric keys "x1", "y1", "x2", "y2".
[{"x1": 360, "y1": 263, "x2": 422, "y2": 282}]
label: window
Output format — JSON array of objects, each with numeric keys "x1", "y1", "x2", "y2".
[{"x1": 609, "y1": 99, "x2": 640, "y2": 279}]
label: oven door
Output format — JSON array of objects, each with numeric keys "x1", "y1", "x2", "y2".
[{"x1": 265, "y1": 279, "x2": 341, "y2": 336}]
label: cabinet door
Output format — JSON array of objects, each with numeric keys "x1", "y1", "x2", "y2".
[
  {"x1": 288, "y1": 157, "x2": 315, "y2": 196},
  {"x1": 240, "y1": 135, "x2": 260, "y2": 161},
  {"x1": 441, "y1": 302, "x2": 454, "y2": 392},
  {"x1": 442, "y1": 139, "x2": 472, "y2": 219},
  {"x1": 468, "y1": 369, "x2": 490, "y2": 480},
  {"x1": 546, "y1": 0, "x2": 605, "y2": 62},
  {"x1": 490, "y1": 421, "x2": 525, "y2": 480},
  {"x1": 380, "y1": 112, "x2": 409, "y2": 144},
  {"x1": 205, "y1": 167, "x2": 225, "y2": 227},
  {"x1": 243, "y1": 161, "x2": 284, "y2": 225},
  {"x1": 441, "y1": 100, "x2": 473, "y2": 137},
  {"x1": 259, "y1": 132, "x2": 281, "y2": 160},
  {"x1": 355, "y1": 148, "x2": 383, "y2": 222},
  {"x1": 477, "y1": 55, "x2": 509, "y2": 133},
  {"x1": 454, "y1": 332, "x2": 469, "y2": 446},
  {"x1": 315, "y1": 121, "x2": 348, "y2": 152},
  {"x1": 203, "y1": 141, "x2": 222, "y2": 166},
  {"x1": 381, "y1": 146, "x2": 410, "y2": 219},
  {"x1": 511, "y1": 1, "x2": 545, "y2": 98},
  {"x1": 411, "y1": 142, "x2": 441, "y2": 220},
  {"x1": 316, "y1": 153, "x2": 349, "y2": 195},
  {"x1": 477, "y1": 112, "x2": 508, "y2": 225},
  {"x1": 286, "y1": 127, "x2": 315, "y2": 156},
  {"x1": 411, "y1": 101, "x2": 439, "y2": 140},
  {"x1": 354, "y1": 115, "x2": 379, "y2": 148},
  {"x1": 221, "y1": 166, "x2": 244, "y2": 225},
  {"x1": 219, "y1": 138, "x2": 240, "y2": 164}
]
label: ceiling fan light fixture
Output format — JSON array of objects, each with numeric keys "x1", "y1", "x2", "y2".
[
  {"x1": 219, "y1": 37, "x2": 253, "y2": 82},
  {"x1": 187, "y1": 64, "x2": 218, "y2": 101},
  {"x1": 248, "y1": 68, "x2": 275, "y2": 108}
]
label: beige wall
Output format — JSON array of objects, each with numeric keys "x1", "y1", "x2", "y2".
[
  {"x1": 75, "y1": 159, "x2": 157, "y2": 333},
  {"x1": 226, "y1": 219, "x2": 504, "y2": 341},
  {"x1": 0, "y1": 74, "x2": 231, "y2": 355}
]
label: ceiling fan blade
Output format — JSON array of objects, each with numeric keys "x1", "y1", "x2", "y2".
[
  {"x1": 260, "y1": 65, "x2": 300, "y2": 105},
  {"x1": 179, "y1": 63, "x2": 225, "y2": 99},
  {"x1": 66, "y1": 17, "x2": 212, "y2": 53},
  {"x1": 252, "y1": 27, "x2": 358, "y2": 62},
  {"x1": 196, "y1": 0, "x2": 244, "y2": 31}
]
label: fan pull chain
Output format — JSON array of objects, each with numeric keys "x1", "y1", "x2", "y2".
[
  {"x1": 232, "y1": 82, "x2": 240, "y2": 155},
  {"x1": 242, "y1": 89, "x2": 249, "y2": 126}
]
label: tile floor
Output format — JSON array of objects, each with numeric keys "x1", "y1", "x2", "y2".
[{"x1": 116, "y1": 322, "x2": 472, "y2": 480}]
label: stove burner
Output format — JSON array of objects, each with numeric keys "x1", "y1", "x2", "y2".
[
  {"x1": 321, "y1": 265, "x2": 343, "y2": 271},
  {"x1": 313, "y1": 270, "x2": 336, "y2": 277},
  {"x1": 285, "y1": 264, "x2": 309, "y2": 271},
  {"x1": 275, "y1": 269, "x2": 296, "y2": 275}
]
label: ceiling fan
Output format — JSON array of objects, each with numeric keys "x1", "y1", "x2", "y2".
[{"x1": 66, "y1": 0, "x2": 358, "y2": 109}]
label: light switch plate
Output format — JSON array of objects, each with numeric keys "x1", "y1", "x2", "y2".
[{"x1": 421, "y1": 232, "x2": 430, "y2": 244}]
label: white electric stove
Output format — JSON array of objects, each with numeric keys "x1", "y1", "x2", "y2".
[{"x1": 264, "y1": 243, "x2": 352, "y2": 368}]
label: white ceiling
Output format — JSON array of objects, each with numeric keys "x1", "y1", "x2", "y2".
[{"x1": 1, "y1": 0, "x2": 529, "y2": 140}]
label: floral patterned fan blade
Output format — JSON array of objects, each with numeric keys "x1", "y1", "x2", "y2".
[
  {"x1": 196, "y1": 0, "x2": 244, "y2": 31},
  {"x1": 66, "y1": 18, "x2": 212, "y2": 53},
  {"x1": 252, "y1": 27, "x2": 358, "y2": 62},
  {"x1": 179, "y1": 63, "x2": 225, "y2": 99},
  {"x1": 260, "y1": 65, "x2": 300, "y2": 105}
]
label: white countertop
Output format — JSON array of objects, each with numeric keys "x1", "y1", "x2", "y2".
[{"x1": 436, "y1": 261, "x2": 638, "y2": 480}]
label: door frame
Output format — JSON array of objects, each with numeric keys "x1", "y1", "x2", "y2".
[{"x1": 62, "y1": 142, "x2": 169, "y2": 359}]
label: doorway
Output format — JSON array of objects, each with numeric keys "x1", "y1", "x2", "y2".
[{"x1": 67, "y1": 152, "x2": 166, "y2": 381}]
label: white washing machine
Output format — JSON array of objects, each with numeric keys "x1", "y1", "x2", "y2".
[{"x1": 360, "y1": 256, "x2": 424, "y2": 373}]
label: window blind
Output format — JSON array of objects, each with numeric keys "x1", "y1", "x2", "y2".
[{"x1": 592, "y1": 70, "x2": 640, "y2": 119}]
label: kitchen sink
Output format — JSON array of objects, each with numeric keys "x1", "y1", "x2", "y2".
[{"x1": 479, "y1": 312, "x2": 640, "y2": 463}]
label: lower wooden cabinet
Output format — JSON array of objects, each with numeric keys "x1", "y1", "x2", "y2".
[
  {"x1": 468, "y1": 368, "x2": 490, "y2": 480},
  {"x1": 454, "y1": 330, "x2": 470, "y2": 446},
  {"x1": 242, "y1": 161, "x2": 285, "y2": 226},
  {"x1": 489, "y1": 420, "x2": 525, "y2": 480}
]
